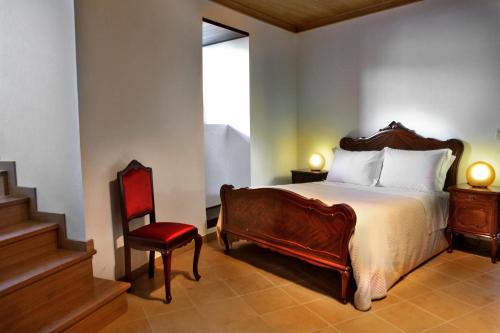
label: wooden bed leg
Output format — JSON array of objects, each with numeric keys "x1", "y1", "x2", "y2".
[
  {"x1": 491, "y1": 236, "x2": 498, "y2": 264},
  {"x1": 221, "y1": 232, "x2": 230, "y2": 255},
  {"x1": 446, "y1": 229, "x2": 453, "y2": 253},
  {"x1": 340, "y1": 269, "x2": 350, "y2": 304}
]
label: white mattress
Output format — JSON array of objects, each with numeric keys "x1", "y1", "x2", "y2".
[{"x1": 217, "y1": 181, "x2": 449, "y2": 310}]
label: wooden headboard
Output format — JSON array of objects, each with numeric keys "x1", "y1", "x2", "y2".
[{"x1": 339, "y1": 121, "x2": 464, "y2": 190}]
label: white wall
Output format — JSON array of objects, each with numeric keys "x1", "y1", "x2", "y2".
[
  {"x1": 202, "y1": 1, "x2": 298, "y2": 186},
  {"x1": 297, "y1": 0, "x2": 500, "y2": 185},
  {"x1": 0, "y1": 0, "x2": 86, "y2": 240},
  {"x1": 76, "y1": 0, "x2": 297, "y2": 279}
]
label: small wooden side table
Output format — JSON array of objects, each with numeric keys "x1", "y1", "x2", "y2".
[
  {"x1": 291, "y1": 169, "x2": 328, "y2": 184},
  {"x1": 447, "y1": 184, "x2": 500, "y2": 263}
]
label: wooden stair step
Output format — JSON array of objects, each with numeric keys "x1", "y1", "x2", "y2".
[
  {"x1": 0, "y1": 248, "x2": 94, "y2": 297},
  {"x1": 0, "y1": 195, "x2": 30, "y2": 227},
  {"x1": 0, "y1": 195, "x2": 29, "y2": 207},
  {"x1": 0, "y1": 170, "x2": 8, "y2": 196},
  {"x1": 0, "y1": 221, "x2": 59, "y2": 269},
  {"x1": 0, "y1": 221, "x2": 58, "y2": 247},
  {"x1": 3, "y1": 278, "x2": 130, "y2": 333}
]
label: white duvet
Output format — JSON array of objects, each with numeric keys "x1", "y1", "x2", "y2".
[{"x1": 217, "y1": 181, "x2": 449, "y2": 311}]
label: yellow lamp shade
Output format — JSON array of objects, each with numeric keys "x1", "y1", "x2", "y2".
[
  {"x1": 466, "y1": 161, "x2": 495, "y2": 188},
  {"x1": 308, "y1": 153, "x2": 325, "y2": 171}
]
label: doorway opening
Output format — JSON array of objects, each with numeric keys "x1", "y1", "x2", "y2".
[{"x1": 202, "y1": 19, "x2": 250, "y2": 230}]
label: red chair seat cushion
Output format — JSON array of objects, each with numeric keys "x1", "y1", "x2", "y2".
[{"x1": 129, "y1": 222, "x2": 197, "y2": 247}]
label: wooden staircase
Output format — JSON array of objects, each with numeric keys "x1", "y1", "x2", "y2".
[{"x1": 0, "y1": 162, "x2": 130, "y2": 332}]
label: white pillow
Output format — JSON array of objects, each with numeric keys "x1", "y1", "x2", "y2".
[
  {"x1": 437, "y1": 154, "x2": 456, "y2": 190},
  {"x1": 378, "y1": 148, "x2": 452, "y2": 192},
  {"x1": 327, "y1": 148, "x2": 384, "y2": 186}
]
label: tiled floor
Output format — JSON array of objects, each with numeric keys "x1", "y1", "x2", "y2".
[{"x1": 101, "y1": 239, "x2": 500, "y2": 333}]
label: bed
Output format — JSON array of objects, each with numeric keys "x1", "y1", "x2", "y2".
[{"x1": 218, "y1": 121, "x2": 464, "y2": 310}]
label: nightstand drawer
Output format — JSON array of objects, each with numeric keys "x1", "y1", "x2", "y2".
[
  {"x1": 449, "y1": 201, "x2": 495, "y2": 234},
  {"x1": 452, "y1": 191, "x2": 496, "y2": 204}
]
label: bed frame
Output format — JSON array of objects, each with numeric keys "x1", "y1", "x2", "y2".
[{"x1": 219, "y1": 121, "x2": 464, "y2": 303}]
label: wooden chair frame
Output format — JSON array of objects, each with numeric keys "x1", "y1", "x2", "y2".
[{"x1": 117, "y1": 160, "x2": 202, "y2": 303}]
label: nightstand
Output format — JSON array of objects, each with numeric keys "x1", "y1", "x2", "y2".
[
  {"x1": 447, "y1": 184, "x2": 500, "y2": 263},
  {"x1": 291, "y1": 169, "x2": 328, "y2": 184}
]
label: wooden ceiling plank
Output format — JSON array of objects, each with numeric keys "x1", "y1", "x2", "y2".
[
  {"x1": 296, "y1": 0, "x2": 422, "y2": 32},
  {"x1": 211, "y1": 0, "x2": 298, "y2": 32},
  {"x1": 210, "y1": 0, "x2": 423, "y2": 33}
]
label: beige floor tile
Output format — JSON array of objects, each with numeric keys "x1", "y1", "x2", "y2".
[
  {"x1": 453, "y1": 254, "x2": 499, "y2": 273},
  {"x1": 262, "y1": 305, "x2": 329, "y2": 333},
  {"x1": 184, "y1": 280, "x2": 236, "y2": 306},
  {"x1": 147, "y1": 308, "x2": 208, "y2": 333},
  {"x1": 212, "y1": 262, "x2": 257, "y2": 280},
  {"x1": 389, "y1": 279, "x2": 433, "y2": 300},
  {"x1": 335, "y1": 314, "x2": 401, "y2": 333},
  {"x1": 305, "y1": 298, "x2": 364, "y2": 325},
  {"x1": 467, "y1": 271, "x2": 500, "y2": 292},
  {"x1": 450, "y1": 309, "x2": 500, "y2": 333},
  {"x1": 207, "y1": 316, "x2": 276, "y2": 333},
  {"x1": 441, "y1": 250, "x2": 473, "y2": 261},
  {"x1": 257, "y1": 268, "x2": 302, "y2": 286},
  {"x1": 375, "y1": 302, "x2": 444, "y2": 333},
  {"x1": 428, "y1": 261, "x2": 480, "y2": 280},
  {"x1": 409, "y1": 290, "x2": 476, "y2": 320},
  {"x1": 407, "y1": 267, "x2": 460, "y2": 289},
  {"x1": 225, "y1": 272, "x2": 274, "y2": 295},
  {"x1": 111, "y1": 240, "x2": 500, "y2": 333},
  {"x1": 138, "y1": 291, "x2": 193, "y2": 317},
  {"x1": 281, "y1": 282, "x2": 327, "y2": 303},
  {"x1": 100, "y1": 318, "x2": 152, "y2": 333},
  {"x1": 198, "y1": 297, "x2": 258, "y2": 326},
  {"x1": 421, "y1": 253, "x2": 450, "y2": 268},
  {"x1": 118, "y1": 294, "x2": 147, "y2": 323},
  {"x1": 424, "y1": 323, "x2": 466, "y2": 333},
  {"x1": 242, "y1": 287, "x2": 297, "y2": 314},
  {"x1": 370, "y1": 294, "x2": 403, "y2": 312},
  {"x1": 483, "y1": 300, "x2": 500, "y2": 313},
  {"x1": 172, "y1": 265, "x2": 223, "y2": 289},
  {"x1": 440, "y1": 281, "x2": 499, "y2": 307},
  {"x1": 313, "y1": 327, "x2": 340, "y2": 333}
]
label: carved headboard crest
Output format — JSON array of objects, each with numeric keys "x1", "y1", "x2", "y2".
[{"x1": 339, "y1": 121, "x2": 464, "y2": 189}]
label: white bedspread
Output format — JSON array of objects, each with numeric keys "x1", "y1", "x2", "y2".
[
  {"x1": 217, "y1": 181, "x2": 449, "y2": 310},
  {"x1": 273, "y1": 181, "x2": 449, "y2": 310}
]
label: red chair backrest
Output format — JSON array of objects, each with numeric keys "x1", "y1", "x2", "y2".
[{"x1": 118, "y1": 160, "x2": 155, "y2": 222}]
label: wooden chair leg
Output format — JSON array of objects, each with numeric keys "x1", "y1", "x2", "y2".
[
  {"x1": 148, "y1": 250, "x2": 155, "y2": 278},
  {"x1": 340, "y1": 269, "x2": 350, "y2": 304},
  {"x1": 161, "y1": 252, "x2": 172, "y2": 303},
  {"x1": 193, "y1": 234, "x2": 202, "y2": 281},
  {"x1": 124, "y1": 244, "x2": 132, "y2": 283}
]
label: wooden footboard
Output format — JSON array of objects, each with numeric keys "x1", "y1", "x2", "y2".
[{"x1": 219, "y1": 184, "x2": 356, "y2": 303}]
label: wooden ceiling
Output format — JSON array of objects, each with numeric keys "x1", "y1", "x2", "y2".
[{"x1": 210, "y1": 0, "x2": 422, "y2": 32}]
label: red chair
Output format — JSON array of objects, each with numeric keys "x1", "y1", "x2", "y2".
[{"x1": 117, "y1": 160, "x2": 202, "y2": 303}]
